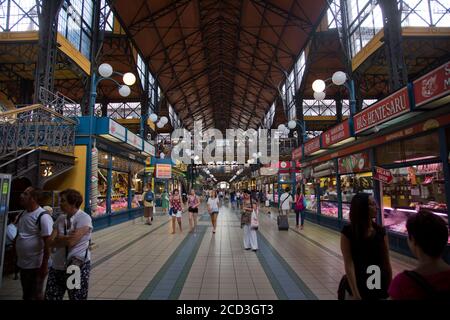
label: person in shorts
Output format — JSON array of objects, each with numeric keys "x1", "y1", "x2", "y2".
[
  {"x1": 188, "y1": 189, "x2": 200, "y2": 233},
  {"x1": 170, "y1": 189, "x2": 183, "y2": 234},
  {"x1": 143, "y1": 183, "x2": 154, "y2": 225},
  {"x1": 207, "y1": 190, "x2": 220, "y2": 234}
]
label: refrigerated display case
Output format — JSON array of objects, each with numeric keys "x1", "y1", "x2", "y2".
[
  {"x1": 381, "y1": 163, "x2": 448, "y2": 241},
  {"x1": 340, "y1": 173, "x2": 374, "y2": 220}
]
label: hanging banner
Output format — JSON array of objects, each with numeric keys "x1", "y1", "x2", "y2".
[
  {"x1": 155, "y1": 164, "x2": 172, "y2": 179},
  {"x1": 91, "y1": 146, "x2": 98, "y2": 213},
  {"x1": 413, "y1": 61, "x2": 450, "y2": 108},
  {"x1": 354, "y1": 87, "x2": 410, "y2": 134}
]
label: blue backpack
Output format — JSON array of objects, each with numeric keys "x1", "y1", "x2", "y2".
[{"x1": 144, "y1": 191, "x2": 154, "y2": 202}]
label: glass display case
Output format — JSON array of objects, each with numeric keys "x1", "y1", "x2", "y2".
[
  {"x1": 304, "y1": 181, "x2": 317, "y2": 213},
  {"x1": 340, "y1": 172, "x2": 374, "y2": 220},
  {"x1": 112, "y1": 171, "x2": 129, "y2": 212},
  {"x1": 381, "y1": 163, "x2": 449, "y2": 242},
  {"x1": 320, "y1": 176, "x2": 338, "y2": 218}
]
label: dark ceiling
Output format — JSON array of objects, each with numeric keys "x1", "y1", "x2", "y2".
[{"x1": 111, "y1": 0, "x2": 328, "y2": 131}]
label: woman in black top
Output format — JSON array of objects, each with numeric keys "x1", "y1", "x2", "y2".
[{"x1": 340, "y1": 193, "x2": 392, "y2": 300}]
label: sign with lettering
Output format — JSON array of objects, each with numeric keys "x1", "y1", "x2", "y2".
[
  {"x1": 126, "y1": 131, "x2": 143, "y2": 150},
  {"x1": 414, "y1": 61, "x2": 450, "y2": 108},
  {"x1": 304, "y1": 136, "x2": 321, "y2": 155},
  {"x1": 155, "y1": 164, "x2": 172, "y2": 179},
  {"x1": 108, "y1": 119, "x2": 126, "y2": 141},
  {"x1": 374, "y1": 166, "x2": 392, "y2": 184},
  {"x1": 292, "y1": 146, "x2": 303, "y2": 161},
  {"x1": 322, "y1": 119, "x2": 352, "y2": 148},
  {"x1": 143, "y1": 141, "x2": 155, "y2": 156},
  {"x1": 354, "y1": 87, "x2": 410, "y2": 134}
]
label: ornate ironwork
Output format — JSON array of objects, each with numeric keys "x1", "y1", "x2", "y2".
[
  {"x1": 38, "y1": 87, "x2": 81, "y2": 117},
  {"x1": 0, "y1": 104, "x2": 77, "y2": 156}
]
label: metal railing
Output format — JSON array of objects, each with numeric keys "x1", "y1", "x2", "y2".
[
  {"x1": 0, "y1": 104, "x2": 78, "y2": 157},
  {"x1": 38, "y1": 87, "x2": 82, "y2": 118}
]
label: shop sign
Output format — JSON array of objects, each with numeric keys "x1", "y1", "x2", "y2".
[
  {"x1": 338, "y1": 152, "x2": 370, "y2": 174},
  {"x1": 292, "y1": 146, "x2": 303, "y2": 161},
  {"x1": 354, "y1": 87, "x2": 410, "y2": 134},
  {"x1": 108, "y1": 119, "x2": 126, "y2": 141},
  {"x1": 260, "y1": 167, "x2": 278, "y2": 176},
  {"x1": 322, "y1": 119, "x2": 352, "y2": 148},
  {"x1": 126, "y1": 131, "x2": 143, "y2": 150},
  {"x1": 155, "y1": 164, "x2": 172, "y2": 179},
  {"x1": 414, "y1": 61, "x2": 450, "y2": 108},
  {"x1": 374, "y1": 166, "x2": 392, "y2": 184},
  {"x1": 143, "y1": 141, "x2": 155, "y2": 156},
  {"x1": 304, "y1": 136, "x2": 321, "y2": 155},
  {"x1": 416, "y1": 163, "x2": 441, "y2": 175}
]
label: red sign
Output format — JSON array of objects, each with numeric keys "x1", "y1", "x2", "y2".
[
  {"x1": 292, "y1": 147, "x2": 303, "y2": 161},
  {"x1": 414, "y1": 61, "x2": 450, "y2": 108},
  {"x1": 322, "y1": 119, "x2": 352, "y2": 148},
  {"x1": 304, "y1": 136, "x2": 321, "y2": 155},
  {"x1": 338, "y1": 151, "x2": 370, "y2": 174},
  {"x1": 374, "y1": 166, "x2": 393, "y2": 184},
  {"x1": 354, "y1": 87, "x2": 410, "y2": 134}
]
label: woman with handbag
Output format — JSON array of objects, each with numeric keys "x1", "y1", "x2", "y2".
[
  {"x1": 45, "y1": 189, "x2": 92, "y2": 300},
  {"x1": 242, "y1": 190, "x2": 259, "y2": 252},
  {"x1": 339, "y1": 193, "x2": 392, "y2": 300},
  {"x1": 294, "y1": 188, "x2": 307, "y2": 230}
]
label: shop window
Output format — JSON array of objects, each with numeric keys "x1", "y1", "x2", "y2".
[
  {"x1": 339, "y1": 151, "x2": 373, "y2": 220},
  {"x1": 112, "y1": 171, "x2": 129, "y2": 212},
  {"x1": 382, "y1": 163, "x2": 449, "y2": 243},
  {"x1": 95, "y1": 168, "x2": 108, "y2": 218},
  {"x1": 376, "y1": 132, "x2": 440, "y2": 166}
]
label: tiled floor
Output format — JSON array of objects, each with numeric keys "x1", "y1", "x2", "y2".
[{"x1": 0, "y1": 204, "x2": 416, "y2": 300}]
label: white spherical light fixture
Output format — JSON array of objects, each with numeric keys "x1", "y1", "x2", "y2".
[
  {"x1": 257, "y1": 152, "x2": 262, "y2": 157},
  {"x1": 98, "y1": 63, "x2": 113, "y2": 78},
  {"x1": 314, "y1": 91, "x2": 326, "y2": 101},
  {"x1": 185, "y1": 149, "x2": 192, "y2": 156},
  {"x1": 288, "y1": 120, "x2": 297, "y2": 129},
  {"x1": 160, "y1": 116, "x2": 168, "y2": 125},
  {"x1": 156, "y1": 121, "x2": 164, "y2": 128},
  {"x1": 278, "y1": 124, "x2": 286, "y2": 131},
  {"x1": 149, "y1": 113, "x2": 158, "y2": 122},
  {"x1": 118, "y1": 85, "x2": 131, "y2": 97},
  {"x1": 122, "y1": 72, "x2": 136, "y2": 86},
  {"x1": 332, "y1": 71, "x2": 347, "y2": 86},
  {"x1": 160, "y1": 152, "x2": 165, "y2": 159},
  {"x1": 312, "y1": 79, "x2": 326, "y2": 93}
]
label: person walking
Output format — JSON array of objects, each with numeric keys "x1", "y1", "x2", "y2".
[
  {"x1": 230, "y1": 190, "x2": 237, "y2": 210},
  {"x1": 170, "y1": 189, "x2": 183, "y2": 234},
  {"x1": 142, "y1": 183, "x2": 154, "y2": 225},
  {"x1": 241, "y1": 190, "x2": 258, "y2": 252},
  {"x1": 188, "y1": 189, "x2": 200, "y2": 233},
  {"x1": 339, "y1": 193, "x2": 392, "y2": 300},
  {"x1": 45, "y1": 189, "x2": 93, "y2": 300},
  {"x1": 207, "y1": 190, "x2": 220, "y2": 234},
  {"x1": 294, "y1": 188, "x2": 307, "y2": 230},
  {"x1": 389, "y1": 210, "x2": 450, "y2": 299},
  {"x1": 236, "y1": 190, "x2": 241, "y2": 209},
  {"x1": 161, "y1": 190, "x2": 170, "y2": 215},
  {"x1": 279, "y1": 187, "x2": 293, "y2": 216},
  {"x1": 15, "y1": 187, "x2": 53, "y2": 300}
]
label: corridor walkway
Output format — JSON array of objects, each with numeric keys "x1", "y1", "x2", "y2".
[{"x1": 0, "y1": 204, "x2": 416, "y2": 300}]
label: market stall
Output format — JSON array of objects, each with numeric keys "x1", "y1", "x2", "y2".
[{"x1": 338, "y1": 151, "x2": 373, "y2": 220}]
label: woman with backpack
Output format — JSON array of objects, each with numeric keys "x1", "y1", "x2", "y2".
[
  {"x1": 294, "y1": 188, "x2": 307, "y2": 230},
  {"x1": 143, "y1": 184, "x2": 154, "y2": 225}
]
